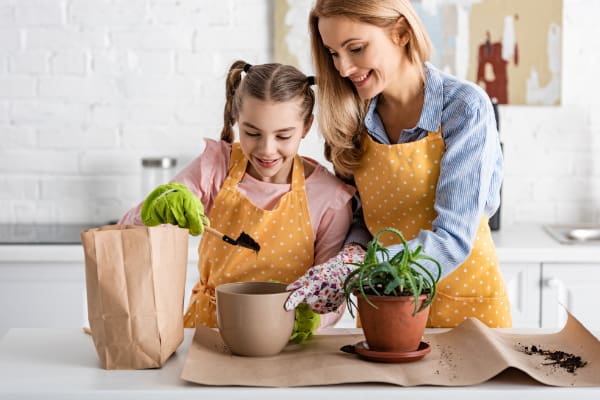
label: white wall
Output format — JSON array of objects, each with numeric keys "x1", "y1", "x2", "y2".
[
  {"x1": 500, "y1": 0, "x2": 600, "y2": 225},
  {"x1": 0, "y1": 0, "x2": 599, "y2": 226}
]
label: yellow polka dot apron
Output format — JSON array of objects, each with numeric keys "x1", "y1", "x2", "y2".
[
  {"x1": 354, "y1": 130, "x2": 512, "y2": 328},
  {"x1": 183, "y1": 143, "x2": 315, "y2": 328}
]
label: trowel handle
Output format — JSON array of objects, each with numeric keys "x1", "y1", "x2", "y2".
[{"x1": 203, "y1": 225, "x2": 227, "y2": 240}]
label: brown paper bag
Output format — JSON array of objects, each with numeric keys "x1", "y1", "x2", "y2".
[{"x1": 81, "y1": 224, "x2": 188, "y2": 370}]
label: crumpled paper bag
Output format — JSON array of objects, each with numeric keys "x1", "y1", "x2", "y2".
[{"x1": 81, "y1": 224, "x2": 188, "y2": 369}]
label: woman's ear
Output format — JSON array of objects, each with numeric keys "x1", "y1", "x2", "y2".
[
  {"x1": 302, "y1": 115, "x2": 314, "y2": 138},
  {"x1": 393, "y1": 16, "x2": 410, "y2": 47}
]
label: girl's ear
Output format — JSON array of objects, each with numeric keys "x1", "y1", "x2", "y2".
[{"x1": 302, "y1": 115, "x2": 314, "y2": 138}]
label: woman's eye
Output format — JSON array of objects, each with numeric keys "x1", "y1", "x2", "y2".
[
  {"x1": 277, "y1": 136, "x2": 292, "y2": 140},
  {"x1": 350, "y1": 46, "x2": 363, "y2": 54}
]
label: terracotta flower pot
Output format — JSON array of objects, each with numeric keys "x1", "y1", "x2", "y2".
[{"x1": 357, "y1": 293, "x2": 430, "y2": 353}]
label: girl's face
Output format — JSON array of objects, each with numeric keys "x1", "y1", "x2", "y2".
[
  {"x1": 318, "y1": 16, "x2": 405, "y2": 100},
  {"x1": 237, "y1": 96, "x2": 311, "y2": 184}
]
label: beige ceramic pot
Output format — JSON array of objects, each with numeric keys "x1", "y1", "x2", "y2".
[
  {"x1": 357, "y1": 293, "x2": 430, "y2": 353},
  {"x1": 215, "y1": 281, "x2": 295, "y2": 357}
]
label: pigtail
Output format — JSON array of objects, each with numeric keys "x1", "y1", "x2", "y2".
[{"x1": 220, "y1": 60, "x2": 247, "y2": 143}]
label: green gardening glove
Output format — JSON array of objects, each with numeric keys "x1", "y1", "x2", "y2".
[
  {"x1": 290, "y1": 303, "x2": 320, "y2": 344},
  {"x1": 141, "y1": 183, "x2": 210, "y2": 236}
]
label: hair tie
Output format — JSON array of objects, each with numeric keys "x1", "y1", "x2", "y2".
[
  {"x1": 307, "y1": 76, "x2": 315, "y2": 86},
  {"x1": 243, "y1": 63, "x2": 252, "y2": 73}
]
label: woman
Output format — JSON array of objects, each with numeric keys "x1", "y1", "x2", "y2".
[{"x1": 286, "y1": 0, "x2": 511, "y2": 328}]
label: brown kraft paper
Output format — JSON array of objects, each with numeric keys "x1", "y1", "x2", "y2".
[
  {"x1": 81, "y1": 224, "x2": 188, "y2": 369},
  {"x1": 181, "y1": 310, "x2": 600, "y2": 387}
]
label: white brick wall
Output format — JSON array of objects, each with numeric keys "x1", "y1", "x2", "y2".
[
  {"x1": 0, "y1": 0, "x2": 599, "y2": 226},
  {"x1": 0, "y1": 0, "x2": 271, "y2": 223}
]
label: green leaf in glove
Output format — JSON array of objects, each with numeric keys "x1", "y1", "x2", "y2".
[
  {"x1": 290, "y1": 303, "x2": 320, "y2": 344},
  {"x1": 141, "y1": 183, "x2": 210, "y2": 236}
]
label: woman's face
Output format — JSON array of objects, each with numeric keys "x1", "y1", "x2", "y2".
[
  {"x1": 237, "y1": 96, "x2": 311, "y2": 184},
  {"x1": 318, "y1": 16, "x2": 405, "y2": 100}
]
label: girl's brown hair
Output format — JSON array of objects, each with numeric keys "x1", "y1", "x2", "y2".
[
  {"x1": 220, "y1": 60, "x2": 315, "y2": 143},
  {"x1": 309, "y1": 0, "x2": 432, "y2": 179}
]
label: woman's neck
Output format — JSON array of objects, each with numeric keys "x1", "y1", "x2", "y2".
[
  {"x1": 376, "y1": 63, "x2": 425, "y2": 143},
  {"x1": 380, "y1": 62, "x2": 424, "y2": 108}
]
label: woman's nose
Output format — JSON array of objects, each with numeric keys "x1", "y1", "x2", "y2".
[{"x1": 336, "y1": 55, "x2": 354, "y2": 78}]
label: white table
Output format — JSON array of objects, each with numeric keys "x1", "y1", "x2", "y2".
[{"x1": 1, "y1": 328, "x2": 599, "y2": 400}]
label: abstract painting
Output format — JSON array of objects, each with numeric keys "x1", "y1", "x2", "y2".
[{"x1": 274, "y1": 0, "x2": 563, "y2": 105}]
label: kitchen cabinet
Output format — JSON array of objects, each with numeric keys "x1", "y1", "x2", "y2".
[
  {"x1": 493, "y1": 225, "x2": 600, "y2": 331},
  {"x1": 1, "y1": 225, "x2": 600, "y2": 335},
  {"x1": 0, "y1": 262, "x2": 86, "y2": 330},
  {"x1": 541, "y1": 262, "x2": 600, "y2": 330},
  {"x1": 0, "y1": 244, "x2": 200, "y2": 338},
  {"x1": 501, "y1": 262, "x2": 541, "y2": 328}
]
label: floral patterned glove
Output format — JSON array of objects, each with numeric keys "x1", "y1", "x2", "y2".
[{"x1": 285, "y1": 244, "x2": 365, "y2": 314}]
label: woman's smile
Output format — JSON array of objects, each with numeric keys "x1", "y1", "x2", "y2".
[{"x1": 351, "y1": 71, "x2": 372, "y2": 88}]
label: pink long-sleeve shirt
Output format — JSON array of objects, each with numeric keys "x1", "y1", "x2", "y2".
[{"x1": 120, "y1": 139, "x2": 355, "y2": 265}]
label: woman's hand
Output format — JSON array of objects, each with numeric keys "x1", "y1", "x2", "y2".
[
  {"x1": 285, "y1": 244, "x2": 365, "y2": 313},
  {"x1": 141, "y1": 183, "x2": 209, "y2": 236}
]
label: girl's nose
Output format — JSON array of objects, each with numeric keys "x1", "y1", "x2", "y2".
[{"x1": 259, "y1": 136, "x2": 276, "y2": 154}]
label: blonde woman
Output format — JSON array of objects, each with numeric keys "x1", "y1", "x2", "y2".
[{"x1": 286, "y1": 0, "x2": 511, "y2": 328}]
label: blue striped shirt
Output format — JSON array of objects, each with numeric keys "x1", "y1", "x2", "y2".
[{"x1": 348, "y1": 62, "x2": 503, "y2": 279}]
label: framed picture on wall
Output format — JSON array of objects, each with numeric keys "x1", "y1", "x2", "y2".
[{"x1": 274, "y1": 0, "x2": 563, "y2": 106}]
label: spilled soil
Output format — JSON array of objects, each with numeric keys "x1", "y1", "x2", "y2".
[{"x1": 517, "y1": 343, "x2": 587, "y2": 373}]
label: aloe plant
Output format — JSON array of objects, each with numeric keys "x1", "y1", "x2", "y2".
[{"x1": 343, "y1": 227, "x2": 442, "y2": 317}]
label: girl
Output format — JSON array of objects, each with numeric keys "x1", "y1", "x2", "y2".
[
  {"x1": 286, "y1": 0, "x2": 512, "y2": 328},
  {"x1": 120, "y1": 60, "x2": 355, "y2": 328}
]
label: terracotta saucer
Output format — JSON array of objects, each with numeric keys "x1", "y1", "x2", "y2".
[{"x1": 350, "y1": 341, "x2": 431, "y2": 363}]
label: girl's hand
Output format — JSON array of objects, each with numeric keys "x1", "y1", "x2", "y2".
[
  {"x1": 285, "y1": 244, "x2": 365, "y2": 313},
  {"x1": 141, "y1": 183, "x2": 209, "y2": 236}
]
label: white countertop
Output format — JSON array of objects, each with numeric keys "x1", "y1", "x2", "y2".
[
  {"x1": 1, "y1": 224, "x2": 600, "y2": 264},
  {"x1": 1, "y1": 327, "x2": 599, "y2": 399}
]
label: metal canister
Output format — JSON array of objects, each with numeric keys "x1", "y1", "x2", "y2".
[{"x1": 141, "y1": 157, "x2": 177, "y2": 197}]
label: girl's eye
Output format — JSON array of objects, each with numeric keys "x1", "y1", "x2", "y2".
[
  {"x1": 245, "y1": 131, "x2": 260, "y2": 137},
  {"x1": 277, "y1": 136, "x2": 292, "y2": 140},
  {"x1": 349, "y1": 46, "x2": 363, "y2": 54}
]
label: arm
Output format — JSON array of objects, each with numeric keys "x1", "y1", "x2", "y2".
[
  {"x1": 312, "y1": 197, "x2": 353, "y2": 328},
  {"x1": 343, "y1": 193, "x2": 373, "y2": 248},
  {"x1": 313, "y1": 196, "x2": 353, "y2": 265},
  {"x1": 386, "y1": 87, "x2": 503, "y2": 280},
  {"x1": 285, "y1": 172, "x2": 365, "y2": 316}
]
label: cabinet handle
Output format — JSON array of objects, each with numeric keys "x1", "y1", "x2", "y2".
[{"x1": 544, "y1": 277, "x2": 570, "y2": 309}]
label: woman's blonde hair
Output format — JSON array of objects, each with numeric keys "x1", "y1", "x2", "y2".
[
  {"x1": 309, "y1": 0, "x2": 431, "y2": 179},
  {"x1": 220, "y1": 60, "x2": 315, "y2": 142}
]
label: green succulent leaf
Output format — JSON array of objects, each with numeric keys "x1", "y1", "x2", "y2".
[{"x1": 342, "y1": 227, "x2": 442, "y2": 317}]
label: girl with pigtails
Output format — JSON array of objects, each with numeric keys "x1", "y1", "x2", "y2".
[{"x1": 119, "y1": 60, "x2": 355, "y2": 328}]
